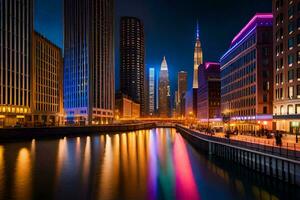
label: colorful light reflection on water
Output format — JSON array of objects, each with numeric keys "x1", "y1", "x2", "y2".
[{"x1": 0, "y1": 128, "x2": 298, "y2": 200}]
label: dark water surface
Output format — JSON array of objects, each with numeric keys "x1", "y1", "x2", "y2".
[{"x1": 0, "y1": 128, "x2": 299, "y2": 200}]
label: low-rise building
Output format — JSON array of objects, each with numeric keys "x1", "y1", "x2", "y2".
[{"x1": 115, "y1": 93, "x2": 141, "y2": 119}]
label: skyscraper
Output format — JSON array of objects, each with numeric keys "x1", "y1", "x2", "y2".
[
  {"x1": 149, "y1": 67, "x2": 156, "y2": 116},
  {"x1": 32, "y1": 32, "x2": 64, "y2": 126},
  {"x1": 159, "y1": 57, "x2": 171, "y2": 117},
  {"x1": 273, "y1": 1, "x2": 300, "y2": 134},
  {"x1": 178, "y1": 71, "x2": 188, "y2": 103},
  {"x1": 0, "y1": 0, "x2": 34, "y2": 127},
  {"x1": 64, "y1": 0, "x2": 115, "y2": 125},
  {"x1": 193, "y1": 22, "x2": 203, "y2": 89},
  {"x1": 120, "y1": 17, "x2": 146, "y2": 116},
  {"x1": 178, "y1": 71, "x2": 188, "y2": 116}
]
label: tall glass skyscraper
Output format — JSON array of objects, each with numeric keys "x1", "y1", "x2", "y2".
[
  {"x1": 159, "y1": 57, "x2": 170, "y2": 117},
  {"x1": 0, "y1": 0, "x2": 33, "y2": 127},
  {"x1": 64, "y1": 0, "x2": 115, "y2": 125},
  {"x1": 149, "y1": 67, "x2": 156, "y2": 116}
]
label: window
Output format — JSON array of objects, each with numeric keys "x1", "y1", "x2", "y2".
[
  {"x1": 288, "y1": 105, "x2": 294, "y2": 115},
  {"x1": 288, "y1": 54, "x2": 294, "y2": 66},
  {"x1": 289, "y1": 86, "x2": 294, "y2": 99},
  {"x1": 288, "y1": 69, "x2": 294, "y2": 82},
  {"x1": 289, "y1": 6, "x2": 295, "y2": 18},
  {"x1": 263, "y1": 106, "x2": 267, "y2": 114},
  {"x1": 289, "y1": 38, "x2": 295, "y2": 49},
  {"x1": 297, "y1": 68, "x2": 300, "y2": 80},
  {"x1": 288, "y1": 22, "x2": 295, "y2": 33},
  {"x1": 297, "y1": 85, "x2": 300, "y2": 98},
  {"x1": 298, "y1": 51, "x2": 300, "y2": 63},
  {"x1": 296, "y1": 104, "x2": 300, "y2": 114},
  {"x1": 263, "y1": 94, "x2": 267, "y2": 102}
]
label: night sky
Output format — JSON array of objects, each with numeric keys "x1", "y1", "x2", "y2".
[{"x1": 35, "y1": 0, "x2": 272, "y2": 95}]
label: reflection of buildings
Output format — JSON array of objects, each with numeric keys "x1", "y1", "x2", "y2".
[
  {"x1": 193, "y1": 22, "x2": 203, "y2": 89},
  {"x1": 120, "y1": 17, "x2": 146, "y2": 116},
  {"x1": 178, "y1": 71, "x2": 188, "y2": 117},
  {"x1": 115, "y1": 93, "x2": 141, "y2": 119},
  {"x1": 0, "y1": 0, "x2": 33, "y2": 127},
  {"x1": 220, "y1": 14, "x2": 273, "y2": 132},
  {"x1": 273, "y1": 1, "x2": 300, "y2": 133},
  {"x1": 197, "y1": 62, "x2": 221, "y2": 125},
  {"x1": 64, "y1": 0, "x2": 115, "y2": 125},
  {"x1": 32, "y1": 32, "x2": 64, "y2": 126},
  {"x1": 149, "y1": 68, "x2": 156, "y2": 116},
  {"x1": 158, "y1": 57, "x2": 171, "y2": 117}
]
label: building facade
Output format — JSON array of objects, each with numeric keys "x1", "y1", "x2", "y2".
[
  {"x1": 32, "y1": 32, "x2": 64, "y2": 126},
  {"x1": 0, "y1": 0, "x2": 34, "y2": 127},
  {"x1": 120, "y1": 17, "x2": 146, "y2": 116},
  {"x1": 149, "y1": 67, "x2": 156, "y2": 116},
  {"x1": 158, "y1": 56, "x2": 171, "y2": 117},
  {"x1": 273, "y1": 0, "x2": 300, "y2": 133},
  {"x1": 197, "y1": 62, "x2": 221, "y2": 126},
  {"x1": 178, "y1": 71, "x2": 187, "y2": 116},
  {"x1": 115, "y1": 93, "x2": 140, "y2": 119},
  {"x1": 193, "y1": 23, "x2": 203, "y2": 89},
  {"x1": 220, "y1": 14, "x2": 274, "y2": 132},
  {"x1": 64, "y1": 0, "x2": 115, "y2": 125}
]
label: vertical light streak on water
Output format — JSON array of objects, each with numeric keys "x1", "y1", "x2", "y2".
[
  {"x1": 157, "y1": 128, "x2": 175, "y2": 200},
  {"x1": 0, "y1": 146, "x2": 4, "y2": 199},
  {"x1": 99, "y1": 135, "x2": 114, "y2": 200},
  {"x1": 82, "y1": 136, "x2": 91, "y2": 193},
  {"x1": 14, "y1": 148, "x2": 32, "y2": 200},
  {"x1": 147, "y1": 130, "x2": 158, "y2": 200},
  {"x1": 173, "y1": 134, "x2": 200, "y2": 200}
]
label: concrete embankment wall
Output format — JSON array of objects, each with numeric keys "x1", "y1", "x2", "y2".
[
  {"x1": 176, "y1": 125, "x2": 300, "y2": 186},
  {"x1": 0, "y1": 123, "x2": 159, "y2": 141}
]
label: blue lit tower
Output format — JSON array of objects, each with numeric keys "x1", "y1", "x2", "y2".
[
  {"x1": 149, "y1": 68, "x2": 156, "y2": 116},
  {"x1": 64, "y1": 0, "x2": 115, "y2": 125}
]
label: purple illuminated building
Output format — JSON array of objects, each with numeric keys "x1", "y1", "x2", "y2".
[
  {"x1": 197, "y1": 62, "x2": 221, "y2": 126},
  {"x1": 220, "y1": 14, "x2": 274, "y2": 132}
]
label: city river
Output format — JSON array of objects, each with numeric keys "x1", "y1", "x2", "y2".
[{"x1": 0, "y1": 128, "x2": 299, "y2": 200}]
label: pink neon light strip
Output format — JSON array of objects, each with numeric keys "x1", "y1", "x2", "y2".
[
  {"x1": 231, "y1": 13, "x2": 273, "y2": 45},
  {"x1": 205, "y1": 62, "x2": 220, "y2": 69}
]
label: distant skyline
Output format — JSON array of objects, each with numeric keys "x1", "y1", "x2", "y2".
[{"x1": 35, "y1": 0, "x2": 272, "y2": 94}]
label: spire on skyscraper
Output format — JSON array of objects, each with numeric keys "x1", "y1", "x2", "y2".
[
  {"x1": 161, "y1": 56, "x2": 168, "y2": 71},
  {"x1": 196, "y1": 20, "x2": 200, "y2": 40}
]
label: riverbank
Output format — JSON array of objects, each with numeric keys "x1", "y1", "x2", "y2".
[
  {"x1": 0, "y1": 122, "x2": 176, "y2": 142},
  {"x1": 176, "y1": 125, "x2": 300, "y2": 186}
]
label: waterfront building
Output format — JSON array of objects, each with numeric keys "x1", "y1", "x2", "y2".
[
  {"x1": 197, "y1": 62, "x2": 221, "y2": 127},
  {"x1": 64, "y1": 0, "x2": 115, "y2": 125},
  {"x1": 220, "y1": 14, "x2": 273, "y2": 132},
  {"x1": 0, "y1": 0, "x2": 34, "y2": 127},
  {"x1": 193, "y1": 22, "x2": 203, "y2": 89},
  {"x1": 120, "y1": 17, "x2": 146, "y2": 116},
  {"x1": 32, "y1": 32, "x2": 64, "y2": 126},
  {"x1": 273, "y1": 0, "x2": 300, "y2": 133},
  {"x1": 115, "y1": 93, "x2": 140, "y2": 119},
  {"x1": 178, "y1": 71, "x2": 188, "y2": 116},
  {"x1": 149, "y1": 67, "x2": 156, "y2": 116},
  {"x1": 158, "y1": 56, "x2": 171, "y2": 117},
  {"x1": 185, "y1": 88, "x2": 198, "y2": 119}
]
